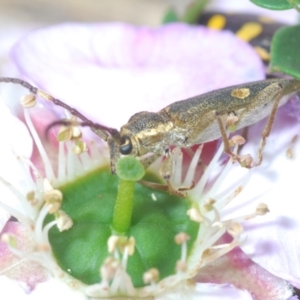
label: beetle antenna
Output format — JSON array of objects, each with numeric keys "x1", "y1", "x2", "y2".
[
  {"x1": 0, "y1": 77, "x2": 118, "y2": 141},
  {"x1": 46, "y1": 120, "x2": 119, "y2": 138},
  {"x1": 0, "y1": 77, "x2": 38, "y2": 93}
]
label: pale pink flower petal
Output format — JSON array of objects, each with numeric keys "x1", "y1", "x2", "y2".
[
  {"x1": 0, "y1": 222, "x2": 50, "y2": 288},
  {"x1": 220, "y1": 105, "x2": 300, "y2": 288},
  {"x1": 10, "y1": 23, "x2": 264, "y2": 129},
  {"x1": 196, "y1": 243, "x2": 293, "y2": 300},
  {"x1": 0, "y1": 100, "x2": 33, "y2": 230}
]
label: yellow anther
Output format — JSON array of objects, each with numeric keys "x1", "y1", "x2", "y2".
[
  {"x1": 55, "y1": 210, "x2": 73, "y2": 231},
  {"x1": 256, "y1": 203, "x2": 270, "y2": 215},
  {"x1": 227, "y1": 222, "x2": 243, "y2": 237},
  {"x1": 174, "y1": 232, "x2": 190, "y2": 245},
  {"x1": 143, "y1": 268, "x2": 159, "y2": 284},
  {"x1": 187, "y1": 207, "x2": 204, "y2": 223},
  {"x1": 20, "y1": 94, "x2": 36, "y2": 108},
  {"x1": 44, "y1": 189, "x2": 63, "y2": 213}
]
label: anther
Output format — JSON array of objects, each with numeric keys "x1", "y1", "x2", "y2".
[
  {"x1": 44, "y1": 189, "x2": 63, "y2": 214},
  {"x1": 187, "y1": 207, "x2": 204, "y2": 223},
  {"x1": 55, "y1": 210, "x2": 73, "y2": 231},
  {"x1": 174, "y1": 232, "x2": 190, "y2": 245},
  {"x1": 20, "y1": 94, "x2": 36, "y2": 108},
  {"x1": 143, "y1": 268, "x2": 159, "y2": 285},
  {"x1": 256, "y1": 203, "x2": 270, "y2": 215},
  {"x1": 227, "y1": 222, "x2": 243, "y2": 237}
]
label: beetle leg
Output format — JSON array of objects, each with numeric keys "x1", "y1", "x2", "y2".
[
  {"x1": 138, "y1": 152, "x2": 186, "y2": 197},
  {"x1": 217, "y1": 83, "x2": 283, "y2": 168},
  {"x1": 138, "y1": 179, "x2": 195, "y2": 198},
  {"x1": 216, "y1": 115, "x2": 241, "y2": 163},
  {"x1": 252, "y1": 83, "x2": 283, "y2": 167},
  {"x1": 137, "y1": 180, "x2": 185, "y2": 197},
  {"x1": 138, "y1": 149, "x2": 195, "y2": 197}
]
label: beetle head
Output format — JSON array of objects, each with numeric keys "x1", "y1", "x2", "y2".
[{"x1": 107, "y1": 133, "x2": 140, "y2": 174}]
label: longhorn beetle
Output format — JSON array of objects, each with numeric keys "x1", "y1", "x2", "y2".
[{"x1": 1, "y1": 77, "x2": 300, "y2": 194}]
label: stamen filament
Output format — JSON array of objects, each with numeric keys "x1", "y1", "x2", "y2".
[
  {"x1": 66, "y1": 141, "x2": 77, "y2": 180},
  {"x1": 58, "y1": 142, "x2": 66, "y2": 182},
  {"x1": 215, "y1": 170, "x2": 252, "y2": 211},
  {"x1": 184, "y1": 145, "x2": 203, "y2": 185},
  {"x1": 202, "y1": 147, "x2": 238, "y2": 200},
  {"x1": 192, "y1": 142, "x2": 225, "y2": 197},
  {"x1": 0, "y1": 201, "x2": 30, "y2": 226},
  {"x1": 34, "y1": 204, "x2": 51, "y2": 241},
  {"x1": 181, "y1": 241, "x2": 187, "y2": 262},
  {"x1": 42, "y1": 220, "x2": 57, "y2": 243},
  {"x1": 173, "y1": 148, "x2": 183, "y2": 186},
  {"x1": 23, "y1": 109, "x2": 55, "y2": 182}
]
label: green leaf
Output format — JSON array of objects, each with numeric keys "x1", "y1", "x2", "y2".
[
  {"x1": 250, "y1": 0, "x2": 293, "y2": 10},
  {"x1": 162, "y1": 8, "x2": 180, "y2": 24},
  {"x1": 270, "y1": 25, "x2": 300, "y2": 79},
  {"x1": 46, "y1": 168, "x2": 199, "y2": 286}
]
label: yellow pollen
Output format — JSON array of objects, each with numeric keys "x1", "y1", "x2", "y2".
[{"x1": 20, "y1": 94, "x2": 36, "y2": 108}]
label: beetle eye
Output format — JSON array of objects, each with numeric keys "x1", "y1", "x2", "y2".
[{"x1": 120, "y1": 136, "x2": 132, "y2": 155}]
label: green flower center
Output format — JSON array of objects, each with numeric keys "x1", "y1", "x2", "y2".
[{"x1": 46, "y1": 166, "x2": 199, "y2": 287}]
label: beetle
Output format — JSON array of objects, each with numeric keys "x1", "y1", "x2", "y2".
[{"x1": 1, "y1": 77, "x2": 300, "y2": 188}]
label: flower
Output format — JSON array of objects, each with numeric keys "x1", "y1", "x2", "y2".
[{"x1": 0, "y1": 20, "x2": 299, "y2": 300}]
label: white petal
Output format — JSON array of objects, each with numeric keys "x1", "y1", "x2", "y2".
[
  {"x1": 0, "y1": 276, "x2": 30, "y2": 300},
  {"x1": 221, "y1": 105, "x2": 300, "y2": 287},
  {"x1": 29, "y1": 279, "x2": 87, "y2": 300},
  {"x1": 0, "y1": 100, "x2": 33, "y2": 226},
  {"x1": 194, "y1": 283, "x2": 253, "y2": 300}
]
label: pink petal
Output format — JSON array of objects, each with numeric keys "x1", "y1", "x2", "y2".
[
  {"x1": 0, "y1": 101, "x2": 33, "y2": 228},
  {"x1": 0, "y1": 222, "x2": 50, "y2": 288},
  {"x1": 221, "y1": 104, "x2": 300, "y2": 288},
  {"x1": 10, "y1": 23, "x2": 264, "y2": 129},
  {"x1": 196, "y1": 243, "x2": 293, "y2": 300}
]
